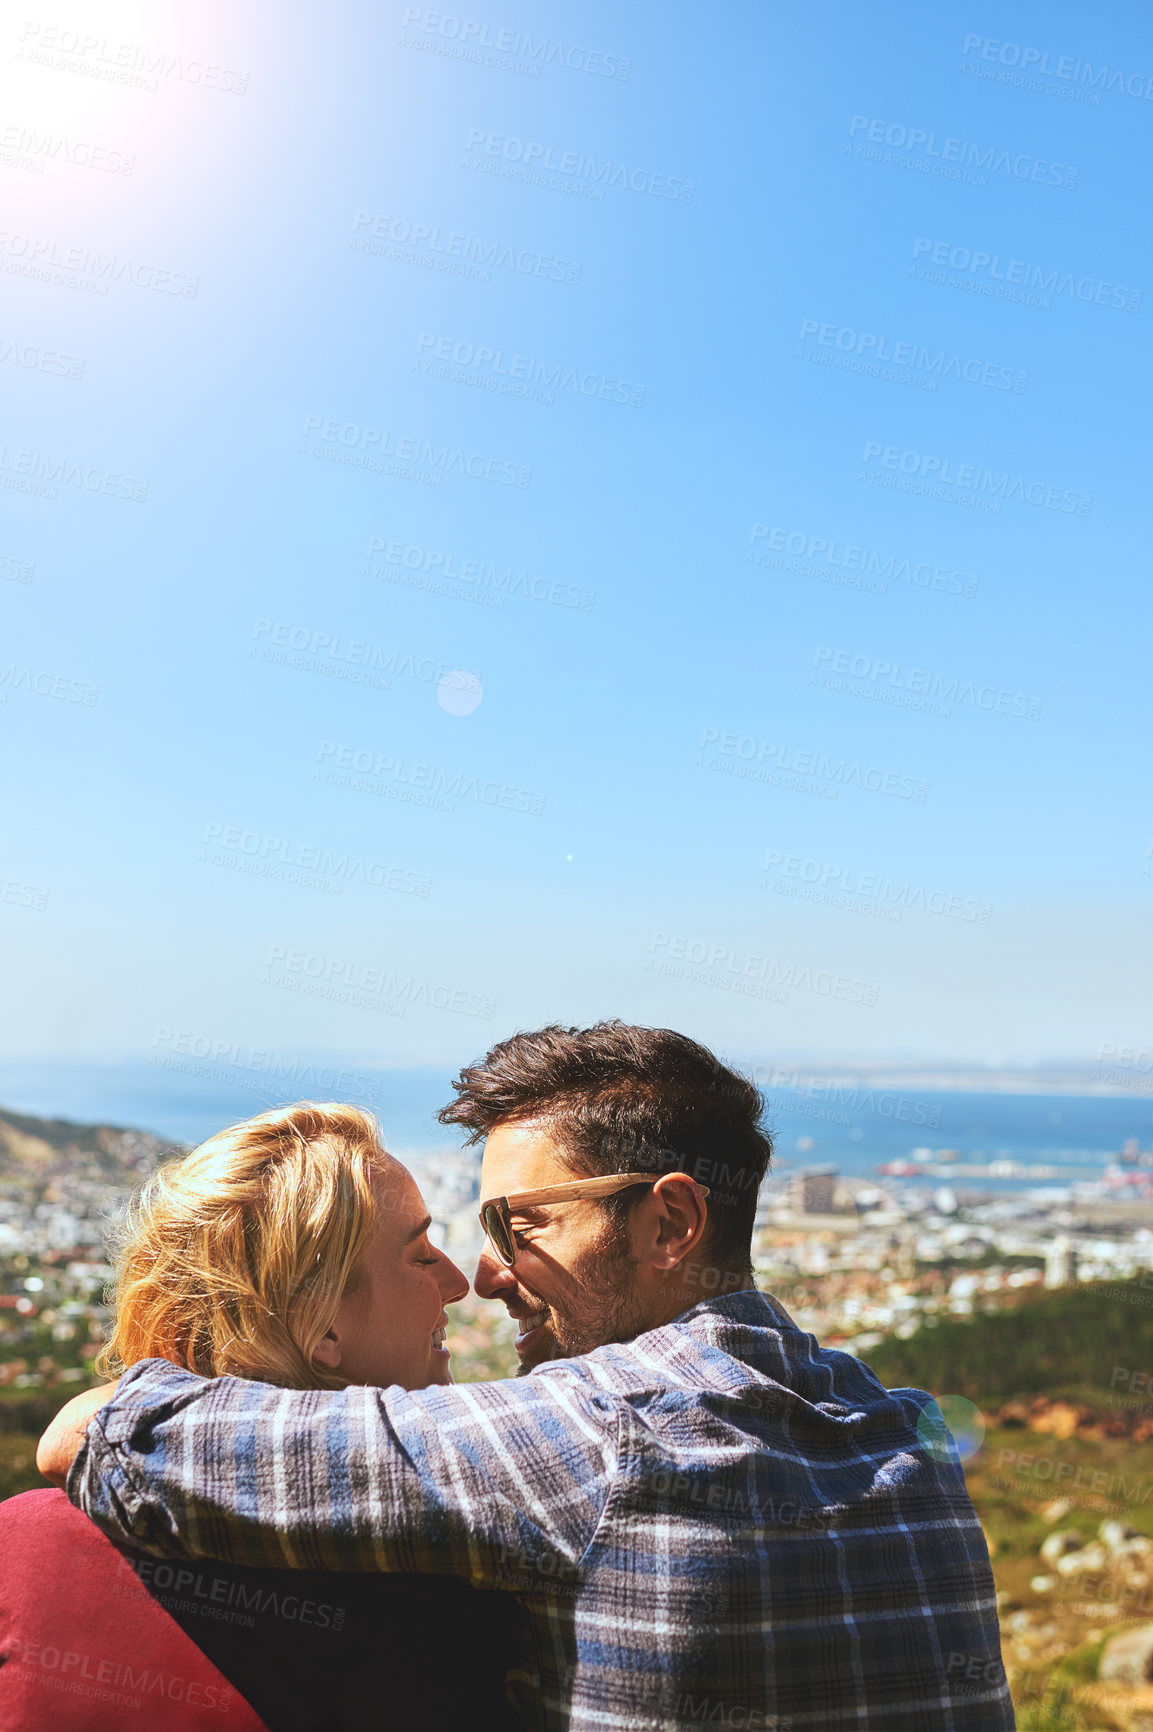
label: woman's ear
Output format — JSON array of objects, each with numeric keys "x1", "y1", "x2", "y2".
[{"x1": 312, "y1": 1328, "x2": 342, "y2": 1370}]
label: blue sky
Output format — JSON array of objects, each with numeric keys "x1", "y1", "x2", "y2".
[{"x1": 2, "y1": 0, "x2": 1150, "y2": 1084}]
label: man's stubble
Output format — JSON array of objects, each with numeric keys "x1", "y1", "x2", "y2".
[{"x1": 515, "y1": 1224, "x2": 649, "y2": 1374}]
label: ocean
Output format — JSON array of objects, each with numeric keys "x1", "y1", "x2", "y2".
[{"x1": 0, "y1": 1059, "x2": 1149, "y2": 1191}]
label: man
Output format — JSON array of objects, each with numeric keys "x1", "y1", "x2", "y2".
[{"x1": 48, "y1": 1022, "x2": 1013, "y2": 1729}]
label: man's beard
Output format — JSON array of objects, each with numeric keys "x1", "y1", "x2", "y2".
[{"x1": 516, "y1": 1231, "x2": 649, "y2": 1374}]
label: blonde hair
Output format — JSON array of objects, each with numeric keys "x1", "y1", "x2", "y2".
[{"x1": 97, "y1": 1102, "x2": 392, "y2": 1390}]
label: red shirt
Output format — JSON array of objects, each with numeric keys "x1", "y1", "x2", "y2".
[
  {"x1": 0, "y1": 1490, "x2": 267, "y2": 1730},
  {"x1": 0, "y1": 1488, "x2": 526, "y2": 1731}
]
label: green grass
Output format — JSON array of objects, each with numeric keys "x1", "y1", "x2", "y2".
[
  {"x1": 867, "y1": 1282, "x2": 1153, "y2": 1409},
  {"x1": 0, "y1": 1433, "x2": 50, "y2": 1502}
]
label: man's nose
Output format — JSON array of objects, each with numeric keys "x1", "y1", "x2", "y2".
[{"x1": 473, "y1": 1246, "x2": 518, "y2": 1300}]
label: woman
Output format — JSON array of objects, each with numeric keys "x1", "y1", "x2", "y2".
[{"x1": 0, "y1": 1102, "x2": 525, "y2": 1731}]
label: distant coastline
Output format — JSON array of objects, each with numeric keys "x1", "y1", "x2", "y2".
[
  {"x1": 0, "y1": 1056, "x2": 1149, "y2": 1153},
  {"x1": 746, "y1": 1063, "x2": 1152, "y2": 1099}
]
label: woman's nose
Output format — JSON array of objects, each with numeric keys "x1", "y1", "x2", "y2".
[{"x1": 439, "y1": 1252, "x2": 470, "y2": 1304}]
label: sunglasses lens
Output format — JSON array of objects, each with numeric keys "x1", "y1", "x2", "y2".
[{"x1": 481, "y1": 1202, "x2": 515, "y2": 1266}]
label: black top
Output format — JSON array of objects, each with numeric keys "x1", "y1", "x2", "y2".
[{"x1": 117, "y1": 1538, "x2": 529, "y2": 1731}]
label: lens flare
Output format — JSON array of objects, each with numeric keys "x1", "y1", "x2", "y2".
[{"x1": 916, "y1": 1395, "x2": 986, "y2": 1462}]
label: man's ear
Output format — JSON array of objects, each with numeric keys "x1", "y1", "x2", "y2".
[
  {"x1": 312, "y1": 1329, "x2": 342, "y2": 1371},
  {"x1": 648, "y1": 1173, "x2": 709, "y2": 1267}
]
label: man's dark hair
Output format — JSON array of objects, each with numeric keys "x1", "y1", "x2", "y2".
[{"x1": 438, "y1": 1021, "x2": 772, "y2": 1273}]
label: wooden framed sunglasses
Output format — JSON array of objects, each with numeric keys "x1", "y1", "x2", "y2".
[{"x1": 478, "y1": 1171, "x2": 709, "y2": 1267}]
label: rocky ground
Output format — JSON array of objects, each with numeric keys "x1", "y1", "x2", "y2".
[{"x1": 966, "y1": 1409, "x2": 1153, "y2": 1728}]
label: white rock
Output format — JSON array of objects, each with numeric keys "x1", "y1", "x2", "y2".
[
  {"x1": 1039, "y1": 1529, "x2": 1083, "y2": 1565},
  {"x1": 1055, "y1": 1542, "x2": 1108, "y2": 1577},
  {"x1": 1099, "y1": 1623, "x2": 1153, "y2": 1687},
  {"x1": 1100, "y1": 1519, "x2": 1145, "y2": 1554}
]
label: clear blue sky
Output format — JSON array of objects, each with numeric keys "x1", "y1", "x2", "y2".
[{"x1": 2, "y1": 0, "x2": 1150, "y2": 1082}]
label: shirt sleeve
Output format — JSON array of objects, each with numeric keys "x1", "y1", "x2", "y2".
[{"x1": 68, "y1": 1357, "x2": 618, "y2": 1590}]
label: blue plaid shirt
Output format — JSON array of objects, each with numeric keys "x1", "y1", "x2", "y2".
[{"x1": 70, "y1": 1291, "x2": 1012, "y2": 1730}]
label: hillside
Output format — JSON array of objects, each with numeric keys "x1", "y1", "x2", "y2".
[
  {"x1": 0, "y1": 1106, "x2": 185, "y2": 1425},
  {"x1": 0, "y1": 1104, "x2": 182, "y2": 1187},
  {"x1": 866, "y1": 1282, "x2": 1153, "y2": 1417}
]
